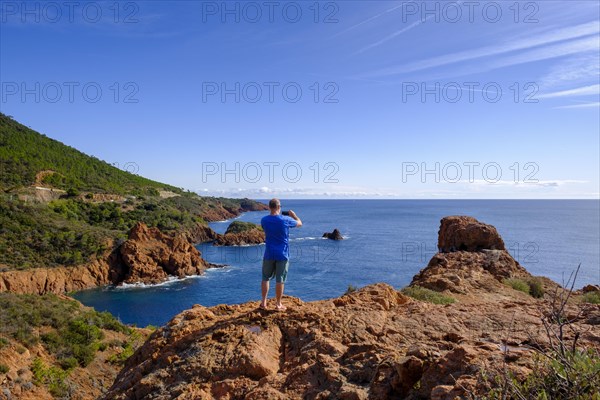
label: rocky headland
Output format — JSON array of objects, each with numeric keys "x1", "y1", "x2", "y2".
[
  {"x1": 213, "y1": 221, "x2": 266, "y2": 247},
  {"x1": 102, "y1": 216, "x2": 600, "y2": 399},
  {"x1": 0, "y1": 202, "x2": 268, "y2": 295}
]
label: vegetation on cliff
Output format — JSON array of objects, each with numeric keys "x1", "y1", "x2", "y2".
[
  {"x1": 225, "y1": 220, "x2": 263, "y2": 234},
  {"x1": 0, "y1": 292, "x2": 146, "y2": 398}
]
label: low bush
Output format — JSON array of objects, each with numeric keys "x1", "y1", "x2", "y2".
[
  {"x1": 504, "y1": 277, "x2": 545, "y2": 298},
  {"x1": 503, "y1": 278, "x2": 530, "y2": 294},
  {"x1": 345, "y1": 285, "x2": 358, "y2": 295},
  {"x1": 582, "y1": 291, "x2": 600, "y2": 304},
  {"x1": 401, "y1": 286, "x2": 456, "y2": 305}
]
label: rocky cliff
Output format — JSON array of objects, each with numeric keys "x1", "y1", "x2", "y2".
[
  {"x1": 0, "y1": 199, "x2": 270, "y2": 294},
  {"x1": 0, "y1": 222, "x2": 219, "y2": 294},
  {"x1": 102, "y1": 216, "x2": 600, "y2": 399}
]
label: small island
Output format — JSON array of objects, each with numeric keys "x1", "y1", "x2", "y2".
[{"x1": 213, "y1": 221, "x2": 266, "y2": 246}]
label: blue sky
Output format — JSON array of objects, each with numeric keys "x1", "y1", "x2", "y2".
[{"x1": 1, "y1": 1, "x2": 599, "y2": 199}]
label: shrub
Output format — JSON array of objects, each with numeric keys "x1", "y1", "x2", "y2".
[
  {"x1": 480, "y1": 265, "x2": 600, "y2": 399},
  {"x1": 582, "y1": 291, "x2": 600, "y2": 304},
  {"x1": 0, "y1": 364, "x2": 9, "y2": 374},
  {"x1": 107, "y1": 342, "x2": 135, "y2": 365},
  {"x1": 345, "y1": 285, "x2": 358, "y2": 295},
  {"x1": 401, "y1": 286, "x2": 456, "y2": 305},
  {"x1": 0, "y1": 337, "x2": 8, "y2": 348},
  {"x1": 528, "y1": 278, "x2": 545, "y2": 298},
  {"x1": 31, "y1": 358, "x2": 69, "y2": 398},
  {"x1": 504, "y1": 278, "x2": 545, "y2": 298},
  {"x1": 503, "y1": 278, "x2": 530, "y2": 294},
  {"x1": 58, "y1": 357, "x2": 78, "y2": 371}
]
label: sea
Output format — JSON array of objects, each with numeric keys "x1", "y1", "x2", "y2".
[{"x1": 73, "y1": 200, "x2": 600, "y2": 327}]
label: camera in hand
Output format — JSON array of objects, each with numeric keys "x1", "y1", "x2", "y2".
[{"x1": 281, "y1": 211, "x2": 290, "y2": 216}]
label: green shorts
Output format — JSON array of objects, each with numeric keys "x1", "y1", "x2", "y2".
[{"x1": 262, "y1": 259, "x2": 289, "y2": 283}]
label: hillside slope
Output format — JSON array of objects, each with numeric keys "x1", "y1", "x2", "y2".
[
  {"x1": 0, "y1": 114, "x2": 267, "y2": 285},
  {"x1": 0, "y1": 292, "x2": 148, "y2": 400}
]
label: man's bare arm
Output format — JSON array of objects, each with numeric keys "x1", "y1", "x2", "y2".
[{"x1": 288, "y1": 210, "x2": 302, "y2": 227}]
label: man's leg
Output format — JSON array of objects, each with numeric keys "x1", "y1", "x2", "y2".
[
  {"x1": 275, "y1": 282, "x2": 285, "y2": 309},
  {"x1": 261, "y1": 259, "x2": 276, "y2": 309},
  {"x1": 261, "y1": 280, "x2": 269, "y2": 308},
  {"x1": 275, "y1": 260, "x2": 289, "y2": 310}
]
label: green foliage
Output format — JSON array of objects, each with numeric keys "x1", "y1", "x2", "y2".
[
  {"x1": 107, "y1": 342, "x2": 135, "y2": 365},
  {"x1": 0, "y1": 113, "x2": 181, "y2": 195},
  {"x1": 225, "y1": 220, "x2": 262, "y2": 234},
  {"x1": 401, "y1": 286, "x2": 456, "y2": 305},
  {"x1": 345, "y1": 284, "x2": 358, "y2": 295},
  {"x1": 0, "y1": 292, "x2": 130, "y2": 369},
  {"x1": 504, "y1": 278, "x2": 531, "y2": 294},
  {"x1": 0, "y1": 195, "x2": 113, "y2": 269},
  {"x1": 0, "y1": 337, "x2": 8, "y2": 348},
  {"x1": 31, "y1": 358, "x2": 69, "y2": 398},
  {"x1": 582, "y1": 291, "x2": 600, "y2": 304},
  {"x1": 504, "y1": 278, "x2": 545, "y2": 298},
  {"x1": 487, "y1": 350, "x2": 600, "y2": 399},
  {"x1": 0, "y1": 364, "x2": 9, "y2": 374},
  {"x1": 528, "y1": 278, "x2": 545, "y2": 298},
  {"x1": 107, "y1": 330, "x2": 143, "y2": 366}
]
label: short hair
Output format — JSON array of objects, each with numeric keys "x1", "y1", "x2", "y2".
[{"x1": 269, "y1": 198, "x2": 281, "y2": 210}]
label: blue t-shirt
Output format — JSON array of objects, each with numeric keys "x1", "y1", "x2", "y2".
[{"x1": 261, "y1": 214, "x2": 298, "y2": 261}]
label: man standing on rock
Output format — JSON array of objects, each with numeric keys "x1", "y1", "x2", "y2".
[{"x1": 260, "y1": 198, "x2": 302, "y2": 311}]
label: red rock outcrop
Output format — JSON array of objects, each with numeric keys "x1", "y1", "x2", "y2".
[
  {"x1": 102, "y1": 283, "x2": 600, "y2": 400},
  {"x1": 213, "y1": 229, "x2": 266, "y2": 246},
  {"x1": 438, "y1": 216, "x2": 505, "y2": 252},
  {"x1": 0, "y1": 222, "x2": 218, "y2": 294},
  {"x1": 119, "y1": 222, "x2": 209, "y2": 284},
  {"x1": 0, "y1": 256, "x2": 116, "y2": 295},
  {"x1": 411, "y1": 216, "x2": 530, "y2": 295}
]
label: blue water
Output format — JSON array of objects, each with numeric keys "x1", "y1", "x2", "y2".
[{"x1": 74, "y1": 200, "x2": 600, "y2": 327}]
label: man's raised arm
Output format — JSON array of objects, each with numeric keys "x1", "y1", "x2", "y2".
[{"x1": 288, "y1": 210, "x2": 302, "y2": 227}]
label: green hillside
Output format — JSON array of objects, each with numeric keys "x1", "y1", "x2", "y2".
[
  {"x1": 0, "y1": 113, "x2": 180, "y2": 195},
  {"x1": 0, "y1": 113, "x2": 265, "y2": 271}
]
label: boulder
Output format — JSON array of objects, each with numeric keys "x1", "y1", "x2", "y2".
[
  {"x1": 323, "y1": 229, "x2": 344, "y2": 240},
  {"x1": 438, "y1": 216, "x2": 505, "y2": 252}
]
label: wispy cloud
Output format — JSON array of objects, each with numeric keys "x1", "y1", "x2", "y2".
[
  {"x1": 539, "y1": 53, "x2": 600, "y2": 89},
  {"x1": 555, "y1": 102, "x2": 600, "y2": 109},
  {"x1": 368, "y1": 21, "x2": 599, "y2": 77},
  {"x1": 355, "y1": 17, "x2": 431, "y2": 55},
  {"x1": 333, "y1": 3, "x2": 404, "y2": 37},
  {"x1": 539, "y1": 84, "x2": 600, "y2": 99}
]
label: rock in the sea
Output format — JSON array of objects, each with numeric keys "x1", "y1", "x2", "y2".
[
  {"x1": 213, "y1": 221, "x2": 265, "y2": 246},
  {"x1": 438, "y1": 216, "x2": 505, "y2": 252},
  {"x1": 323, "y1": 228, "x2": 344, "y2": 240}
]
